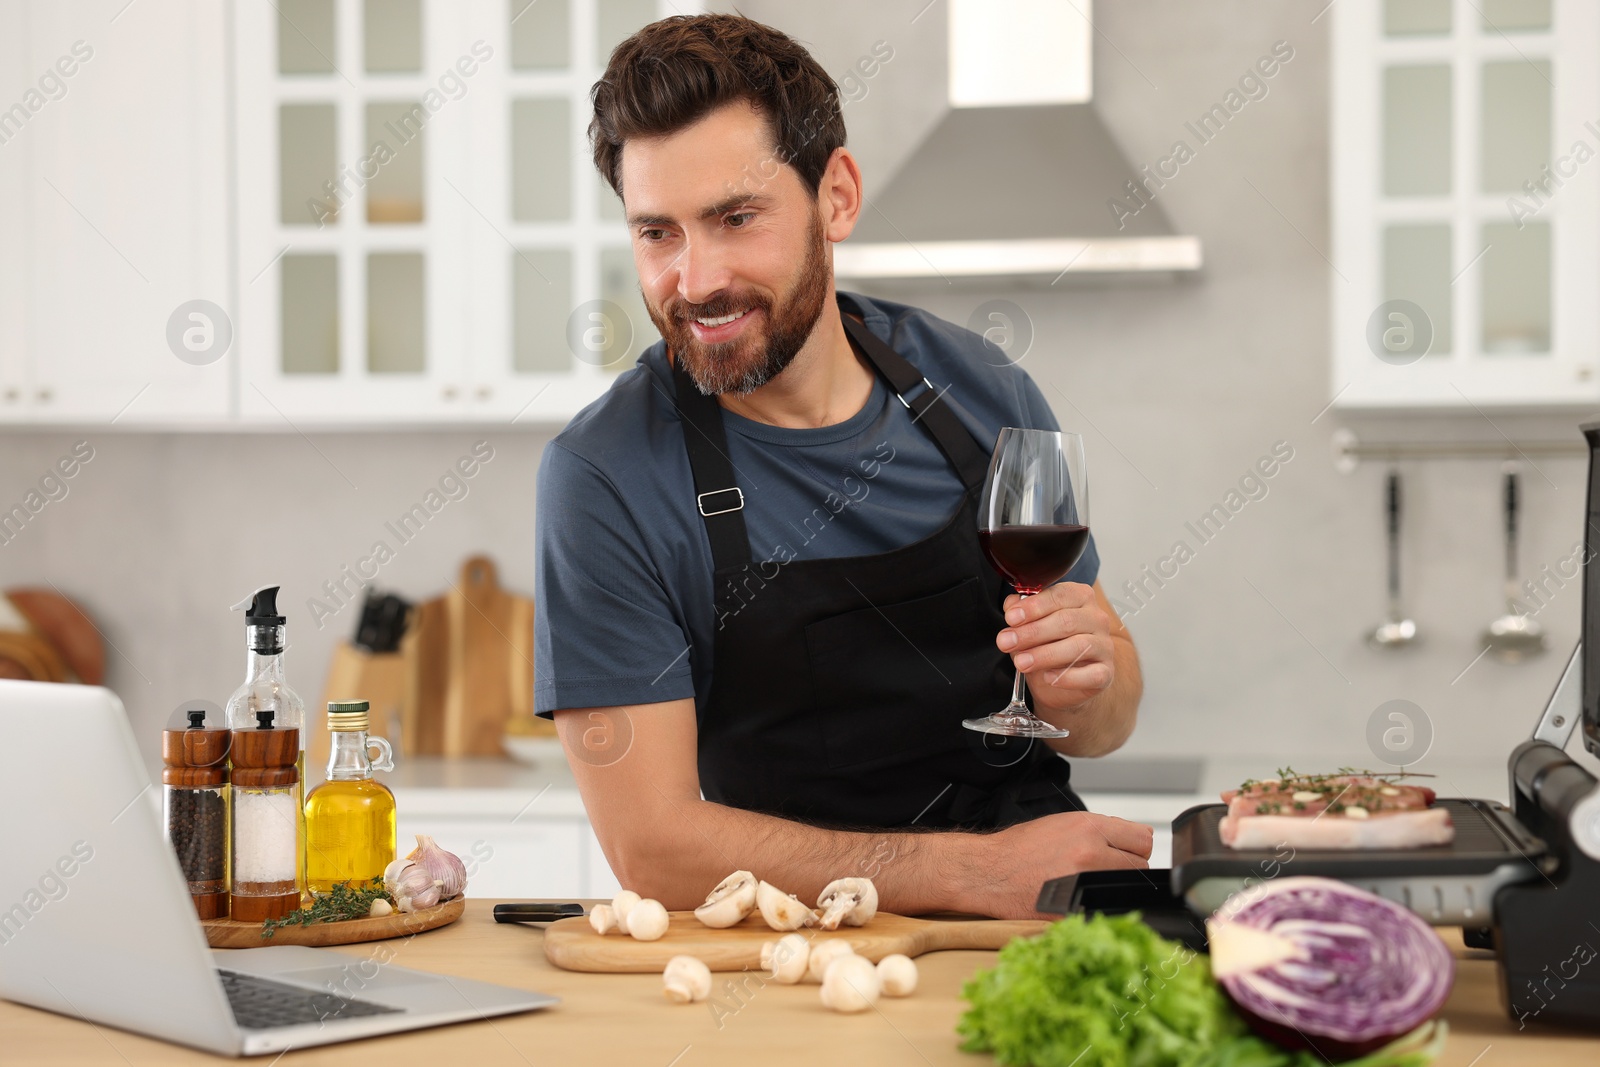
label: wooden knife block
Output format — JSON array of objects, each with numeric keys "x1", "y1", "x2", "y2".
[{"x1": 311, "y1": 642, "x2": 408, "y2": 779}]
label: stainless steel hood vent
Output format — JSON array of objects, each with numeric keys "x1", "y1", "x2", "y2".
[{"x1": 833, "y1": 0, "x2": 1201, "y2": 284}]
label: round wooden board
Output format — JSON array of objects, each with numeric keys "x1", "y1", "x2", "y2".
[
  {"x1": 203, "y1": 896, "x2": 465, "y2": 949},
  {"x1": 544, "y1": 910, "x2": 1050, "y2": 973}
]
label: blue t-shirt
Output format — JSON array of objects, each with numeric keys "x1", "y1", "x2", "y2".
[{"x1": 533, "y1": 291, "x2": 1100, "y2": 715}]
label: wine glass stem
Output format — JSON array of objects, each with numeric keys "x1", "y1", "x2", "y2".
[
  {"x1": 1003, "y1": 667, "x2": 1030, "y2": 714},
  {"x1": 1004, "y1": 592, "x2": 1031, "y2": 715}
]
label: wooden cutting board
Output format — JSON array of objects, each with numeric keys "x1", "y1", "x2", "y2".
[
  {"x1": 543, "y1": 911, "x2": 1050, "y2": 973},
  {"x1": 401, "y1": 555, "x2": 553, "y2": 757},
  {"x1": 204, "y1": 897, "x2": 464, "y2": 949}
]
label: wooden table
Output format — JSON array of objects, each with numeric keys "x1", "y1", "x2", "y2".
[{"x1": 3, "y1": 901, "x2": 1596, "y2": 1065}]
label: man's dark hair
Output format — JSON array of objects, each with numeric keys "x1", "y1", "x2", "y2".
[{"x1": 589, "y1": 14, "x2": 847, "y2": 201}]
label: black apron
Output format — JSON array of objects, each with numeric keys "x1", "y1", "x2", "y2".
[{"x1": 673, "y1": 293, "x2": 1086, "y2": 831}]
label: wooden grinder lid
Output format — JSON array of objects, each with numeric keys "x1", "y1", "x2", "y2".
[
  {"x1": 162, "y1": 709, "x2": 230, "y2": 788},
  {"x1": 231, "y1": 713, "x2": 299, "y2": 789}
]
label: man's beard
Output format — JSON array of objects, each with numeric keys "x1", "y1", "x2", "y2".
[{"x1": 648, "y1": 208, "x2": 832, "y2": 397}]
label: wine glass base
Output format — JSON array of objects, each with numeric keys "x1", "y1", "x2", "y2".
[{"x1": 962, "y1": 714, "x2": 1071, "y2": 739}]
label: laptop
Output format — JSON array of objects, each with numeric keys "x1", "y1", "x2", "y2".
[{"x1": 0, "y1": 679, "x2": 558, "y2": 1056}]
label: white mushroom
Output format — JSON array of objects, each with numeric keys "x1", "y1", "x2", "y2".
[
  {"x1": 611, "y1": 890, "x2": 641, "y2": 935},
  {"x1": 756, "y1": 880, "x2": 816, "y2": 931},
  {"x1": 806, "y1": 939, "x2": 855, "y2": 983},
  {"x1": 759, "y1": 933, "x2": 811, "y2": 984},
  {"x1": 694, "y1": 870, "x2": 759, "y2": 928},
  {"x1": 877, "y1": 954, "x2": 918, "y2": 996},
  {"x1": 819, "y1": 953, "x2": 881, "y2": 1013},
  {"x1": 588, "y1": 903, "x2": 617, "y2": 935},
  {"x1": 627, "y1": 898, "x2": 670, "y2": 941},
  {"x1": 662, "y1": 955, "x2": 712, "y2": 1003},
  {"x1": 815, "y1": 877, "x2": 878, "y2": 930}
]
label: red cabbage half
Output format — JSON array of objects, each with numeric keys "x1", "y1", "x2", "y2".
[{"x1": 1206, "y1": 876, "x2": 1455, "y2": 1059}]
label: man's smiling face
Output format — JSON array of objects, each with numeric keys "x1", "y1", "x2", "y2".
[{"x1": 620, "y1": 101, "x2": 833, "y2": 396}]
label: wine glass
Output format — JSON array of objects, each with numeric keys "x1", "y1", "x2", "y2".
[{"x1": 963, "y1": 428, "x2": 1089, "y2": 738}]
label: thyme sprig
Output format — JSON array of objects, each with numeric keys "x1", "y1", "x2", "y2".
[
  {"x1": 1238, "y1": 766, "x2": 1435, "y2": 791},
  {"x1": 259, "y1": 878, "x2": 394, "y2": 939},
  {"x1": 1234, "y1": 767, "x2": 1438, "y2": 816}
]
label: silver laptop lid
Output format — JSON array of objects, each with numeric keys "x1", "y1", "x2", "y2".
[{"x1": 0, "y1": 680, "x2": 241, "y2": 1056}]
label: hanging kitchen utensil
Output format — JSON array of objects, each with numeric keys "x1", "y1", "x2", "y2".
[
  {"x1": 1482, "y1": 463, "x2": 1546, "y2": 662},
  {"x1": 1368, "y1": 468, "x2": 1418, "y2": 649}
]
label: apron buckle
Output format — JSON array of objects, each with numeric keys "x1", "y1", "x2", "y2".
[
  {"x1": 895, "y1": 377, "x2": 936, "y2": 411},
  {"x1": 697, "y1": 487, "x2": 745, "y2": 517}
]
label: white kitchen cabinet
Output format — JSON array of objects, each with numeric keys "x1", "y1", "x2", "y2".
[
  {"x1": 3, "y1": 0, "x2": 689, "y2": 430},
  {"x1": 1, "y1": 0, "x2": 233, "y2": 426},
  {"x1": 233, "y1": 0, "x2": 688, "y2": 426},
  {"x1": 0, "y1": 3, "x2": 32, "y2": 416},
  {"x1": 1331, "y1": 0, "x2": 1600, "y2": 409}
]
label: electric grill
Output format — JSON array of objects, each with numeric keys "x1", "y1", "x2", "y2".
[{"x1": 1040, "y1": 418, "x2": 1600, "y2": 1030}]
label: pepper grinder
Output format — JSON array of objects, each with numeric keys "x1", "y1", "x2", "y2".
[
  {"x1": 161, "y1": 709, "x2": 231, "y2": 919},
  {"x1": 229, "y1": 708, "x2": 301, "y2": 922}
]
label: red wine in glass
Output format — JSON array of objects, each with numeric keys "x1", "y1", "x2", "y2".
[
  {"x1": 964, "y1": 428, "x2": 1088, "y2": 738},
  {"x1": 978, "y1": 525, "x2": 1091, "y2": 594}
]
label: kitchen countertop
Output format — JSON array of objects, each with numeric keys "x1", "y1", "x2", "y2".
[{"x1": 4, "y1": 899, "x2": 1595, "y2": 1065}]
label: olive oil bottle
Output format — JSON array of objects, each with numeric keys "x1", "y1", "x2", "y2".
[{"x1": 304, "y1": 700, "x2": 397, "y2": 895}]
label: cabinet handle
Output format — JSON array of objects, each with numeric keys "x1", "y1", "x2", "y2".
[
  {"x1": 476, "y1": 385, "x2": 493, "y2": 400},
  {"x1": 441, "y1": 385, "x2": 458, "y2": 401},
  {"x1": 2, "y1": 387, "x2": 17, "y2": 403},
  {"x1": 36, "y1": 388, "x2": 52, "y2": 403}
]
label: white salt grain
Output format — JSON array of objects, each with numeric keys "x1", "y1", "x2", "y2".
[{"x1": 233, "y1": 790, "x2": 297, "y2": 884}]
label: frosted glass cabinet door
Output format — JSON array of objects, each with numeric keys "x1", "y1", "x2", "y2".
[
  {"x1": 15, "y1": 0, "x2": 232, "y2": 425},
  {"x1": 1383, "y1": 224, "x2": 1453, "y2": 357},
  {"x1": 1383, "y1": 65, "x2": 1451, "y2": 197},
  {"x1": 1385, "y1": 0, "x2": 1451, "y2": 35}
]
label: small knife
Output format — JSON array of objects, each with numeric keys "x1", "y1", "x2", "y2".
[{"x1": 492, "y1": 902, "x2": 587, "y2": 924}]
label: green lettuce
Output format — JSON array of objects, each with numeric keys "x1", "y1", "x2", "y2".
[{"x1": 957, "y1": 912, "x2": 1445, "y2": 1067}]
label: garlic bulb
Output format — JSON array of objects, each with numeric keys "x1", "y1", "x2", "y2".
[
  {"x1": 760, "y1": 933, "x2": 810, "y2": 984},
  {"x1": 806, "y1": 939, "x2": 854, "y2": 983},
  {"x1": 820, "y1": 953, "x2": 881, "y2": 1013},
  {"x1": 627, "y1": 898, "x2": 670, "y2": 941},
  {"x1": 662, "y1": 956, "x2": 712, "y2": 1003},
  {"x1": 386, "y1": 860, "x2": 443, "y2": 913},
  {"x1": 382, "y1": 857, "x2": 412, "y2": 890},
  {"x1": 877, "y1": 954, "x2": 918, "y2": 996},
  {"x1": 407, "y1": 834, "x2": 468, "y2": 900}
]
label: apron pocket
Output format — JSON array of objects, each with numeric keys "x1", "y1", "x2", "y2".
[{"x1": 804, "y1": 575, "x2": 996, "y2": 773}]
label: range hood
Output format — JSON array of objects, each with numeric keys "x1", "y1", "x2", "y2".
[{"x1": 834, "y1": 0, "x2": 1201, "y2": 284}]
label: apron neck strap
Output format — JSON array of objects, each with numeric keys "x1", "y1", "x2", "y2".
[
  {"x1": 671, "y1": 359, "x2": 754, "y2": 567},
  {"x1": 672, "y1": 296, "x2": 995, "y2": 570},
  {"x1": 837, "y1": 306, "x2": 990, "y2": 496}
]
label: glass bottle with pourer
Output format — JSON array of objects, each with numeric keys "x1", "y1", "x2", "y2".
[{"x1": 225, "y1": 586, "x2": 307, "y2": 907}]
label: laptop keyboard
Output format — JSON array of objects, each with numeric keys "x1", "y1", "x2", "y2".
[{"x1": 217, "y1": 969, "x2": 404, "y2": 1030}]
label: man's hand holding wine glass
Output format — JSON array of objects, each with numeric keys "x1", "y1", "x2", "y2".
[{"x1": 997, "y1": 582, "x2": 1118, "y2": 711}]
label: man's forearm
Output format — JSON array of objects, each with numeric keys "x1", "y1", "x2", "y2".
[
  {"x1": 615, "y1": 796, "x2": 993, "y2": 915},
  {"x1": 1036, "y1": 631, "x2": 1142, "y2": 757}
]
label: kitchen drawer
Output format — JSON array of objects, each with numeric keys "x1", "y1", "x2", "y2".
[{"x1": 396, "y1": 818, "x2": 584, "y2": 899}]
